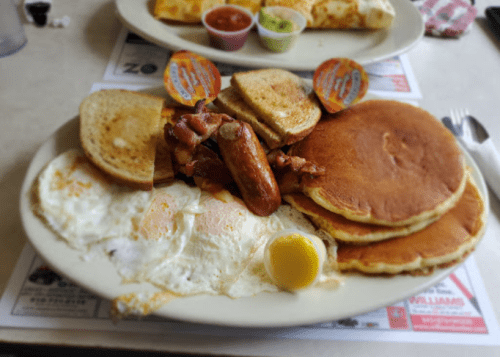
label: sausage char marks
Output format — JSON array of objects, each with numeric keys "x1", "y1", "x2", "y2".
[{"x1": 164, "y1": 100, "x2": 325, "y2": 216}]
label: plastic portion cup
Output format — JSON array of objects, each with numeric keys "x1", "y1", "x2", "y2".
[
  {"x1": 201, "y1": 5, "x2": 255, "y2": 51},
  {"x1": 0, "y1": 0, "x2": 28, "y2": 58},
  {"x1": 255, "y1": 6, "x2": 306, "y2": 53}
]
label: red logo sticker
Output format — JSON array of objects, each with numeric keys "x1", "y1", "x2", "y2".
[
  {"x1": 164, "y1": 50, "x2": 221, "y2": 107},
  {"x1": 313, "y1": 58, "x2": 369, "y2": 113}
]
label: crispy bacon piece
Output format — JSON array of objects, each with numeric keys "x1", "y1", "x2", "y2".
[
  {"x1": 180, "y1": 144, "x2": 234, "y2": 185},
  {"x1": 267, "y1": 149, "x2": 326, "y2": 194},
  {"x1": 163, "y1": 100, "x2": 325, "y2": 215},
  {"x1": 267, "y1": 149, "x2": 326, "y2": 175},
  {"x1": 165, "y1": 99, "x2": 233, "y2": 165}
]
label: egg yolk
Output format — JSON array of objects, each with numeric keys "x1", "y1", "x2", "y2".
[{"x1": 266, "y1": 233, "x2": 321, "y2": 291}]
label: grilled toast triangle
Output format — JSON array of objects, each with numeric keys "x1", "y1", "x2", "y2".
[
  {"x1": 79, "y1": 89, "x2": 166, "y2": 190},
  {"x1": 230, "y1": 69, "x2": 322, "y2": 145}
]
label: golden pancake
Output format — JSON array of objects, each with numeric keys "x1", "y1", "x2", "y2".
[
  {"x1": 336, "y1": 174, "x2": 487, "y2": 274},
  {"x1": 288, "y1": 100, "x2": 467, "y2": 226},
  {"x1": 284, "y1": 193, "x2": 439, "y2": 244}
]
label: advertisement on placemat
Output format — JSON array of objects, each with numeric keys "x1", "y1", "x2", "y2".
[
  {"x1": 103, "y1": 28, "x2": 421, "y2": 100},
  {"x1": 1, "y1": 244, "x2": 498, "y2": 345}
]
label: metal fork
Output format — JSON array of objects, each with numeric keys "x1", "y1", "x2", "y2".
[
  {"x1": 447, "y1": 109, "x2": 489, "y2": 144},
  {"x1": 441, "y1": 109, "x2": 500, "y2": 201}
]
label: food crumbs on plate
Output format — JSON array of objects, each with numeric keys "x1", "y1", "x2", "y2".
[{"x1": 110, "y1": 291, "x2": 179, "y2": 322}]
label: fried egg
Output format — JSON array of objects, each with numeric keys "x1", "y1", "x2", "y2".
[
  {"x1": 264, "y1": 229, "x2": 327, "y2": 291},
  {"x1": 37, "y1": 149, "x2": 152, "y2": 250},
  {"x1": 36, "y1": 149, "x2": 343, "y2": 312}
]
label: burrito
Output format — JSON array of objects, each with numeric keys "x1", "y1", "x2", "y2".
[{"x1": 153, "y1": 0, "x2": 395, "y2": 29}]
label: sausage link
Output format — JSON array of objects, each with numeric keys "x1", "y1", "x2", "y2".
[{"x1": 217, "y1": 121, "x2": 281, "y2": 216}]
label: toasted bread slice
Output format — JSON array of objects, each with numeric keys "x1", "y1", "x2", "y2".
[
  {"x1": 153, "y1": 105, "x2": 196, "y2": 183},
  {"x1": 214, "y1": 86, "x2": 283, "y2": 149},
  {"x1": 153, "y1": 107, "x2": 176, "y2": 184},
  {"x1": 79, "y1": 89, "x2": 166, "y2": 190},
  {"x1": 231, "y1": 69, "x2": 322, "y2": 144}
]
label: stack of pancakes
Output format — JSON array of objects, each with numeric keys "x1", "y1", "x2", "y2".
[{"x1": 284, "y1": 100, "x2": 487, "y2": 275}]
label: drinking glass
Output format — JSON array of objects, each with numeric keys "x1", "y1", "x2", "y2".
[{"x1": 0, "y1": 0, "x2": 28, "y2": 57}]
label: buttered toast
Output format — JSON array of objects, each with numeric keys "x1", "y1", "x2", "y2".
[
  {"x1": 214, "y1": 86, "x2": 284, "y2": 149},
  {"x1": 79, "y1": 89, "x2": 166, "y2": 190},
  {"x1": 230, "y1": 69, "x2": 322, "y2": 145}
]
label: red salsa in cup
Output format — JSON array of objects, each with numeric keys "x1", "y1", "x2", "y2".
[{"x1": 205, "y1": 6, "x2": 253, "y2": 32}]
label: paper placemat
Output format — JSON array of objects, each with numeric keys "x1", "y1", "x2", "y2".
[{"x1": 0, "y1": 242, "x2": 498, "y2": 345}]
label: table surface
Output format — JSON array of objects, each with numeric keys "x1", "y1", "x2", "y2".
[{"x1": 1, "y1": 0, "x2": 500, "y2": 356}]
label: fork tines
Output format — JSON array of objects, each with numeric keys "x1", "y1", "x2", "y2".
[{"x1": 450, "y1": 108, "x2": 473, "y2": 141}]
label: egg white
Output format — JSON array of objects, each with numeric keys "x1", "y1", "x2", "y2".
[
  {"x1": 37, "y1": 149, "x2": 342, "y2": 302},
  {"x1": 37, "y1": 148, "x2": 152, "y2": 250}
]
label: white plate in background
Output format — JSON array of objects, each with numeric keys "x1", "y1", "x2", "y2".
[{"x1": 114, "y1": 0, "x2": 424, "y2": 71}]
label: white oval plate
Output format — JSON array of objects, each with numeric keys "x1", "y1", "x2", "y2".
[
  {"x1": 20, "y1": 85, "x2": 488, "y2": 328},
  {"x1": 114, "y1": 0, "x2": 424, "y2": 71}
]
